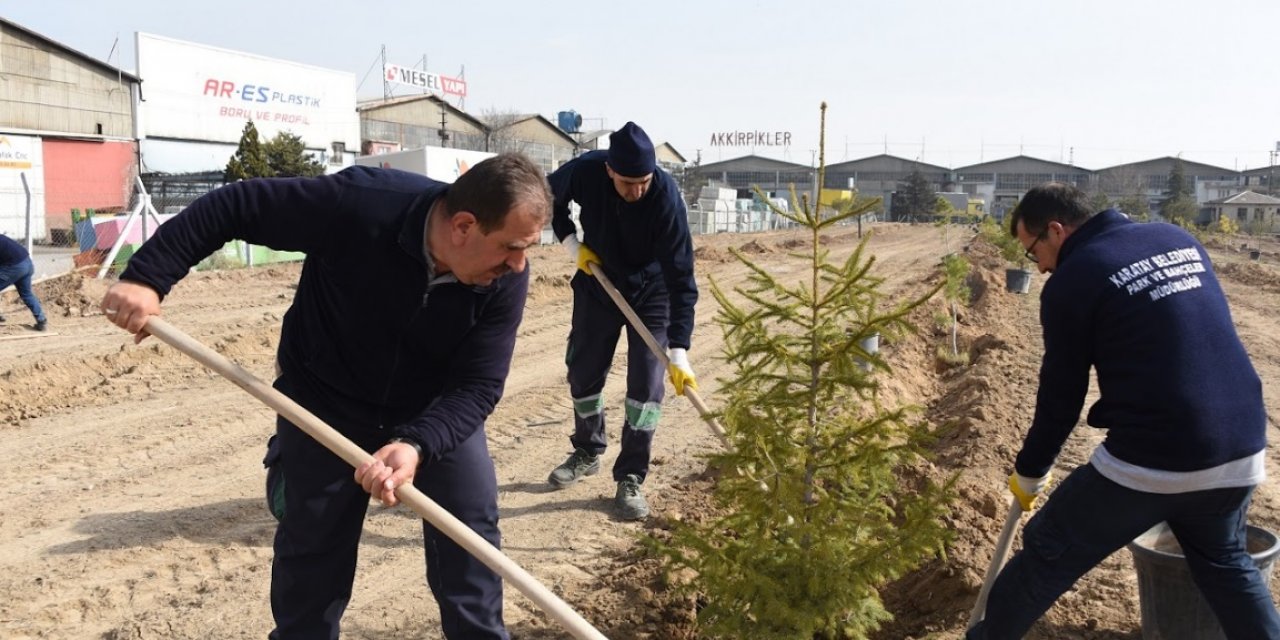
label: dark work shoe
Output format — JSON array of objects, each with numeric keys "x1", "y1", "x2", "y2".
[
  {"x1": 614, "y1": 474, "x2": 649, "y2": 520},
  {"x1": 34, "y1": 319, "x2": 47, "y2": 332},
  {"x1": 548, "y1": 448, "x2": 600, "y2": 488}
]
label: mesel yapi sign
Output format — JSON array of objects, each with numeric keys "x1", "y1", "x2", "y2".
[{"x1": 384, "y1": 64, "x2": 467, "y2": 98}]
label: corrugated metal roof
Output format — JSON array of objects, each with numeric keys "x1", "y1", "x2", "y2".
[
  {"x1": 1, "y1": 16, "x2": 140, "y2": 83},
  {"x1": 1203, "y1": 190, "x2": 1280, "y2": 205}
]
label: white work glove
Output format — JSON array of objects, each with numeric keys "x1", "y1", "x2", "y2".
[
  {"x1": 667, "y1": 347, "x2": 697, "y2": 396},
  {"x1": 561, "y1": 235, "x2": 599, "y2": 275},
  {"x1": 1009, "y1": 472, "x2": 1053, "y2": 511}
]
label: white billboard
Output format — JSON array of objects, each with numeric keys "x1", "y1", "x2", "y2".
[
  {"x1": 0, "y1": 135, "x2": 46, "y2": 240},
  {"x1": 135, "y1": 33, "x2": 359, "y2": 150},
  {"x1": 354, "y1": 147, "x2": 495, "y2": 182}
]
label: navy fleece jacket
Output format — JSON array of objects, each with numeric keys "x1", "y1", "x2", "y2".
[
  {"x1": 120, "y1": 166, "x2": 528, "y2": 462},
  {"x1": 0, "y1": 234, "x2": 29, "y2": 266},
  {"x1": 548, "y1": 150, "x2": 697, "y2": 349},
  {"x1": 1016, "y1": 209, "x2": 1266, "y2": 478}
]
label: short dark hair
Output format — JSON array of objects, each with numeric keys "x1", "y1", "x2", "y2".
[
  {"x1": 445, "y1": 153, "x2": 552, "y2": 233},
  {"x1": 1008, "y1": 182, "x2": 1095, "y2": 236}
]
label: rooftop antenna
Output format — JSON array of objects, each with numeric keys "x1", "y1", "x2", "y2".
[
  {"x1": 418, "y1": 54, "x2": 429, "y2": 95},
  {"x1": 457, "y1": 65, "x2": 466, "y2": 111},
  {"x1": 381, "y1": 45, "x2": 390, "y2": 100},
  {"x1": 106, "y1": 33, "x2": 118, "y2": 66}
]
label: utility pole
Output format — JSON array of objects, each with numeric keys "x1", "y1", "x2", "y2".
[{"x1": 1270, "y1": 143, "x2": 1277, "y2": 197}]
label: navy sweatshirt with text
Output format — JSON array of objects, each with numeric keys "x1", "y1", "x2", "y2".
[
  {"x1": 120, "y1": 166, "x2": 528, "y2": 462},
  {"x1": 1015, "y1": 209, "x2": 1266, "y2": 478}
]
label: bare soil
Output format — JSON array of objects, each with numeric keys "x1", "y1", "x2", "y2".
[{"x1": 2, "y1": 223, "x2": 1279, "y2": 639}]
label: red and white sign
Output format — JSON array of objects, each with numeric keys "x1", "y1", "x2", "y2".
[{"x1": 383, "y1": 64, "x2": 467, "y2": 98}]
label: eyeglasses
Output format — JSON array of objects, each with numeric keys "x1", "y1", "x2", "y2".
[{"x1": 1024, "y1": 230, "x2": 1048, "y2": 263}]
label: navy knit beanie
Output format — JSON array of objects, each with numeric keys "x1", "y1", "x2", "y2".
[{"x1": 607, "y1": 122, "x2": 656, "y2": 177}]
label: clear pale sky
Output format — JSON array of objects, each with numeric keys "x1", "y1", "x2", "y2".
[{"x1": 7, "y1": 0, "x2": 1279, "y2": 171}]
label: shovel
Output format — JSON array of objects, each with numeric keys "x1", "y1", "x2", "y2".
[
  {"x1": 967, "y1": 497, "x2": 1024, "y2": 630},
  {"x1": 586, "y1": 263, "x2": 729, "y2": 448},
  {"x1": 142, "y1": 316, "x2": 609, "y2": 640},
  {"x1": 586, "y1": 265, "x2": 771, "y2": 492}
]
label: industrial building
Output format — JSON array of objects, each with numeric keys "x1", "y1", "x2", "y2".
[
  {"x1": 5, "y1": 14, "x2": 1277, "y2": 246},
  {"x1": 0, "y1": 16, "x2": 139, "y2": 241}
]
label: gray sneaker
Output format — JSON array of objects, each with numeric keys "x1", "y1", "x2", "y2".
[
  {"x1": 548, "y1": 448, "x2": 600, "y2": 488},
  {"x1": 614, "y1": 474, "x2": 649, "y2": 520}
]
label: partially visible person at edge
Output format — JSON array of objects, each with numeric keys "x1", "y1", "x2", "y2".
[
  {"x1": 99, "y1": 154, "x2": 552, "y2": 640},
  {"x1": 968, "y1": 182, "x2": 1280, "y2": 639},
  {"x1": 0, "y1": 233, "x2": 49, "y2": 331},
  {"x1": 544, "y1": 121, "x2": 698, "y2": 520}
]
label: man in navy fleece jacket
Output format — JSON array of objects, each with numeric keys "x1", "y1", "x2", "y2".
[
  {"x1": 544, "y1": 122, "x2": 698, "y2": 520},
  {"x1": 100, "y1": 155, "x2": 551, "y2": 640},
  {"x1": 968, "y1": 182, "x2": 1280, "y2": 639}
]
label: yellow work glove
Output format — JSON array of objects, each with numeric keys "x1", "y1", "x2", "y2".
[
  {"x1": 667, "y1": 347, "x2": 698, "y2": 396},
  {"x1": 577, "y1": 244, "x2": 601, "y2": 275},
  {"x1": 1009, "y1": 472, "x2": 1053, "y2": 511},
  {"x1": 560, "y1": 235, "x2": 600, "y2": 275}
]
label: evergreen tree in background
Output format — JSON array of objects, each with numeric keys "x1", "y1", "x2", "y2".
[
  {"x1": 1087, "y1": 191, "x2": 1111, "y2": 213},
  {"x1": 1165, "y1": 156, "x2": 1191, "y2": 200},
  {"x1": 265, "y1": 131, "x2": 326, "y2": 178},
  {"x1": 1161, "y1": 157, "x2": 1199, "y2": 225},
  {"x1": 224, "y1": 121, "x2": 324, "y2": 182},
  {"x1": 649, "y1": 103, "x2": 954, "y2": 639},
  {"x1": 1116, "y1": 194, "x2": 1151, "y2": 221},
  {"x1": 224, "y1": 120, "x2": 271, "y2": 182},
  {"x1": 892, "y1": 168, "x2": 936, "y2": 220}
]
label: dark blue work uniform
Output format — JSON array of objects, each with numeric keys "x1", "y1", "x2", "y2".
[
  {"x1": 548, "y1": 151, "x2": 697, "y2": 482},
  {"x1": 0, "y1": 233, "x2": 47, "y2": 325},
  {"x1": 121, "y1": 166, "x2": 526, "y2": 639},
  {"x1": 969, "y1": 210, "x2": 1279, "y2": 639}
]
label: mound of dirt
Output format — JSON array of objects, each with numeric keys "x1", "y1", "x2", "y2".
[
  {"x1": 693, "y1": 245, "x2": 732, "y2": 264},
  {"x1": 527, "y1": 273, "x2": 572, "y2": 301},
  {"x1": 28, "y1": 272, "x2": 111, "y2": 318},
  {"x1": 1217, "y1": 261, "x2": 1280, "y2": 293}
]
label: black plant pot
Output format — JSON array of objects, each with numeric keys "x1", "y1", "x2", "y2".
[{"x1": 1005, "y1": 268, "x2": 1032, "y2": 294}]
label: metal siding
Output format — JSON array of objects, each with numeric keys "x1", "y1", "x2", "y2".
[
  {"x1": 42, "y1": 139, "x2": 137, "y2": 231},
  {"x1": 1, "y1": 24, "x2": 136, "y2": 137}
]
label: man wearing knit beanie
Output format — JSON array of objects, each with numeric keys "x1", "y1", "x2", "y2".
[
  {"x1": 545, "y1": 121, "x2": 699, "y2": 520},
  {"x1": 605, "y1": 122, "x2": 657, "y2": 180}
]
